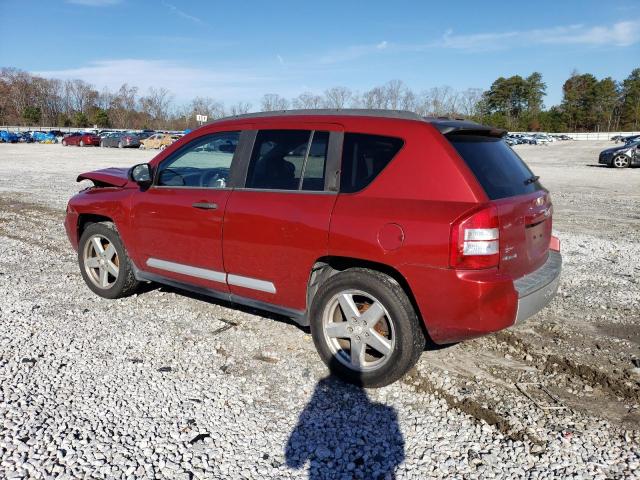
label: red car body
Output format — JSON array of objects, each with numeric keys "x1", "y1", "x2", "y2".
[
  {"x1": 65, "y1": 111, "x2": 561, "y2": 345},
  {"x1": 62, "y1": 132, "x2": 101, "y2": 147}
]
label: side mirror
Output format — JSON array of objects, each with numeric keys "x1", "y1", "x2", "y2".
[{"x1": 129, "y1": 163, "x2": 152, "y2": 186}]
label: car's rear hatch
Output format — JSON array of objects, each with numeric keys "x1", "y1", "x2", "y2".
[{"x1": 447, "y1": 133, "x2": 552, "y2": 279}]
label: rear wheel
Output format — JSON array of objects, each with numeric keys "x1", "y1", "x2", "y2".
[
  {"x1": 78, "y1": 222, "x2": 140, "y2": 299},
  {"x1": 309, "y1": 268, "x2": 425, "y2": 388},
  {"x1": 612, "y1": 155, "x2": 630, "y2": 168}
]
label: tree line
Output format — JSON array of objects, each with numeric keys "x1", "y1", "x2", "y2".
[{"x1": 1, "y1": 66, "x2": 639, "y2": 132}]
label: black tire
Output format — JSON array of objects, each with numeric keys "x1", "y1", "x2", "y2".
[
  {"x1": 78, "y1": 222, "x2": 140, "y2": 299},
  {"x1": 309, "y1": 268, "x2": 425, "y2": 388}
]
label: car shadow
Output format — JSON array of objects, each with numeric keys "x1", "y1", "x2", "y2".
[
  {"x1": 140, "y1": 282, "x2": 455, "y2": 352},
  {"x1": 585, "y1": 164, "x2": 608, "y2": 168},
  {"x1": 285, "y1": 358, "x2": 405, "y2": 479}
]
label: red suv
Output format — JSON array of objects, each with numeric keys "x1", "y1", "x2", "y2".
[{"x1": 64, "y1": 110, "x2": 561, "y2": 387}]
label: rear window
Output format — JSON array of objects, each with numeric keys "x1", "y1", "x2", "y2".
[
  {"x1": 340, "y1": 133, "x2": 403, "y2": 193},
  {"x1": 448, "y1": 135, "x2": 542, "y2": 200}
]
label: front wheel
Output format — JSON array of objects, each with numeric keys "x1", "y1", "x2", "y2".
[
  {"x1": 309, "y1": 268, "x2": 425, "y2": 388},
  {"x1": 78, "y1": 222, "x2": 140, "y2": 299},
  {"x1": 612, "y1": 155, "x2": 630, "y2": 168}
]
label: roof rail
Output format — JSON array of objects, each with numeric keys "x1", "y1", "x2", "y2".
[{"x1": 212, "y1": 108, "x2": 423, "y2": 122}]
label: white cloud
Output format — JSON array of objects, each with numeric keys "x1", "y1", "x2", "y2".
[
  {"x1": 66, "y1": 0, "x2": 121, "y2": 6},
  {"x1": 318, "y1": 42, "x2": 391, "y2": 64},
  {"x1": 317, "y1": 20, "x2": 640, "y2": 64},
  {"x1": 161, "y1": 2, "x2": 203, "y2": 25},
  {"x1": 34, "y1": 59, "x2": 278, "y2": 103},
  {"x1": 437, "y1": 20, "x2": 640, "y2": 51}
]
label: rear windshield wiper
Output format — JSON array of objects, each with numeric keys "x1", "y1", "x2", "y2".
[{"x1": 524, "y1": 175, "x2": 539, "y2": 185}]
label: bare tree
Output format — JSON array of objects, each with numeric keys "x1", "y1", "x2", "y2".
[
  {"x1": 291, "y1": 92, "x2": 324, "y2": 109},
  {"x1": 323, "y1": 87, "x2": 352, "y2": 109},
  {"x1": 261, "y1": 93, "x2": 288, "y2": 111},
  {"x1": 139, "y1": 87, "x2": 173, "y2": 129},
  {"x1": 360, "y1": 86, "x2": 387, "y2": 109},
  {"x1": 228, "y1": 101, "x2": 252, "y2": 116},
  {"x1": 383, "y1": 80, "x2": 406, "y2": 110},
  {"x1": 189, "y1": 96, "x2": 225, "y2": 119},
  {"x1": 65, "y1": 79, "x2": 97, "y2": 114},
  {"x1": 459, "y1": 88, "x2": 484, "y2": 118},
  {"x1": 401, "y1": 89, "x2": 418, "y2": 112},
  {"x1": 110, "y1": 84, "x2": 138, "y2": 128}
]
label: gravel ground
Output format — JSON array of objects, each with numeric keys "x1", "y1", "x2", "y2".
[{"x1": 0, "y1": 141, "x2": 639, "y2": 479}]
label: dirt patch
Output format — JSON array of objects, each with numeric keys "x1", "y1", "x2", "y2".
[{"x1": 403, "y1": 369, "x2": 543, "y2": 445}]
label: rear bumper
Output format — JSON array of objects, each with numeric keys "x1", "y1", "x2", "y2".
[
  {"x1": 403, "y1": 249, "x2": 561, "y2": 344},
  {"x1": 514, "y1": 250, "x2": 562, "y2": 322}
]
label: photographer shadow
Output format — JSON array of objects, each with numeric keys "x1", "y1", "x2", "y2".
[{"x1": 285, "y1": 359, "x2": 404, "y2": 480}]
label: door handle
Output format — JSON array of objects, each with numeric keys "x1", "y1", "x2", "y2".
[{"x1": 192, "y1": 202, "x2": 218, "y2": 210}]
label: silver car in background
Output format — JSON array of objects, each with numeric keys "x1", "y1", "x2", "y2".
[{"x1": 100, "y1": 132, "x2": 141, "y2": 148}]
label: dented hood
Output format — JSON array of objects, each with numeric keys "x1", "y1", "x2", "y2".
[{"x1": 77, "y1": 167, "x2": 130, "y2": 187}]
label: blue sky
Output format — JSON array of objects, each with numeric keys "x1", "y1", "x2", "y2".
[{"x1": 1, "y1": 0, "x2": 639, "y2": 108}]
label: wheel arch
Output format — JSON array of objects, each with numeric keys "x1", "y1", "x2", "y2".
[
  {"x1": 307, "y1": 256, "x2": 432, "y2": 342},
  {"x1": 77, "y1": 213, "x2": 114, "y2": 242}
]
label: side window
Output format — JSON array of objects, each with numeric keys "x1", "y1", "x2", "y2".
[
  {"x1": 156, "y1": 131, "x2": 239, "y2": 188},
  {"x1": 246, "y1": 130, "x2": 329, "y2": 191},
  {"x1": 301, "y1": 131, "x2": 329, "y2": 191},
  {"x1": 340, "y1": 133, "x2": 404, "y2": 193}
]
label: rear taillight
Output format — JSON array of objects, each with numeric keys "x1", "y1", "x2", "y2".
[{"x1": 450, "y1": 205, "x2": 500, "y2": 269}]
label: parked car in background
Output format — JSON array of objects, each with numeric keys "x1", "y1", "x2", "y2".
[
  {"x1": 0, "y1": 130, "x2": 20, "y2": 143},
  {"x1": 64, "y1": 110, "x2": 561, "y2": 387},
  {"x1": 623, "y1": 135, "x2": 640, "y2": 145},
  {"x1": 62, "y1": 132, "x2": 101, "y2": 147},
  {"x1": 100, "y1": 132, "x2": 141, "y2": 148},
  {"x1": 140, "y1": 133, "x2": 180, "y2": 150},
  {"x1": 599, "y1": 141, "x2": 640, "y2": 168},
  {"x1": 18, "y1": 132, "x2": 35, "y2": 143},
  {"x1": 137, "y1": 130, "x2": 155, "y2": 140},
  {"x1": 48, "y1": 130, "x2": 66, "y2": 140},
  {"x1": 32, "y1": 131, "x2": 58, "y2": 143}
]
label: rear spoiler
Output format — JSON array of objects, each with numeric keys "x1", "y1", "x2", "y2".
[{"x1": 426, "y1": 118, "x2": 507, "y2": 138}]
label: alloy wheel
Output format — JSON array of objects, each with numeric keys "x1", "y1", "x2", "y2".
[
  {"x1": 83, "y1": 234, "x2": 119, "y2": 289},
  {"x1": 613, "y1": 155, "x2": 629, "y2": 168},
  {"x1": 322, "y1": 290, "x2": 396, "y2": 372}
]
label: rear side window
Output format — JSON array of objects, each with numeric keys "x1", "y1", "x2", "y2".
[
  {"x1": 246, "y1": 130, "x2": 329, "y2": 191},
  {"x1": 448, "y1": 135, "x2": 542, "y2": 200},
  {"x1": 340, "y1": 133, "x2": 403, "y2": 193}
]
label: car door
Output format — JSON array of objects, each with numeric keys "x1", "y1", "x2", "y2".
[
  {"x1": 222, "y1": 126, "x2": 342, "y2": 311},
  {"x1": 129, "y1": 131, "x2": 240, "y2": 291}
]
